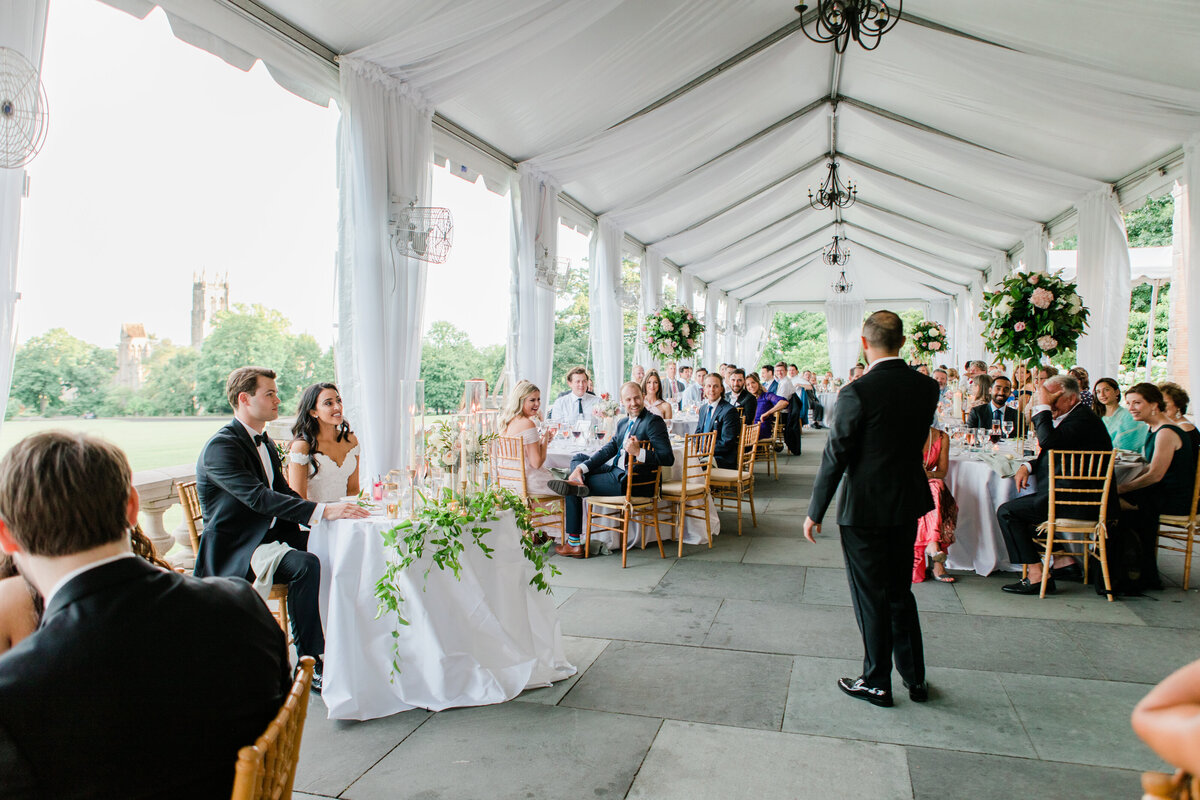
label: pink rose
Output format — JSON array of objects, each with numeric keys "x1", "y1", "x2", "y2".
[
  {"x1": 1014, "y1": 321, "x2": 1026, "y2": 332},
  {"x1": 1028, "y1": 274, "x2": 1039, "y2": 285},
  {"x1": 930, "y1": 341, "x2": 941, "y2": 351},
  {"x1": 1037, "y1": 335, "x2": 1058, "y2": 351},
  {"x1": 662, "y1": 319, "x2": 674, "y2": 332},
  {"x1": 687, "y1": 338, "x2": 696, "y2": 348},
  {"x1": 1031, "y1": 288, "x2": 1054, "y2": 309}
]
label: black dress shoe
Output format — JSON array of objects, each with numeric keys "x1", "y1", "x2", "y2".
[
  {"x1": 837, "y1": 676, "x2": 893, "y2": 707},
  {"x1": 548, "y1": 479, "x2": 590, "y2": 497},
  {"x1": 904, "y1": 680, "x2": 929, "y2": 702},
  {"x1": 310, "y1": 664, "x2": 323, "y2": 694},
  {"x1": 1051, "y1": 562, "x2": 1083, "y2": 582},
  {"x1": 1001, "y1": 577, "x2": 1056, "y2": 595}
]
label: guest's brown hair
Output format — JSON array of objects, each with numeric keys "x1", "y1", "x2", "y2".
[
  {"x1": 565, "y1": 366, "x2": 589, "y2": 384},
  {"x1": 1160, "y1": 382, "x2": 1191, "y2": 415},
  {"x1": 226, "y1": 366, "x2": 276, "y2": 410},
  {"x1": 0, "y1": 432, "x2": 132, "y2": 557},
  {"x1": 1127, "y1": 382, "x2": 1166, "y2": 412}
]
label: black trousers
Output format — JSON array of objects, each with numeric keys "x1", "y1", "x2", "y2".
[
  {"x1": 271, "y1": 548, "x2": 324, "y2": 660},
  {"x1": 840, "y1": 522, "x2": 924, "y2": 692},
  {"x1": 564, "y1": 453, "x2": 655, "y2": 542},
  {"x1": 807, "y1": 390, "x2": 824, "y2": 425},
  {"x1": 996, "y1": 492, "x2": 1049, "y2": 565}
]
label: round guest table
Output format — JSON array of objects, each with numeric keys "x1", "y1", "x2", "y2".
[{"x1": 818, "y1": 392, "x2": 839, "y2": 427}]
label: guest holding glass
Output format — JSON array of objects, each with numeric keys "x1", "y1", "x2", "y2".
[
  {"x1": 1118, "y1": 382, "x2": 1198, "y2": 590},
  {"x1": 288, "y1": 383, "x2": 361, "y2": 502},
  {"x1": 745, "y1": 372, "x2": 788, "y2": 440},
  {"x1": 642, "y1": 370, "x2": 674, "y2": 419},
  {"x1": 550, "y1": 366, "x2": 598, "y2": 423},
  {"x1": 913, "y1": 426, "x2": 957, "y2": 583},
  {"x1": 966, "y1": 375, "x2": 1017, "y2": 435},
  {"x1": 1160, "y1": 382, "x2": 1200, "y2": 450},
  {"x1": 499, "y1": 380, "x2": 556, "y2": 496},
  {"x1": 1092, "y1": 377, "x2": 1147, "y2": 450}
]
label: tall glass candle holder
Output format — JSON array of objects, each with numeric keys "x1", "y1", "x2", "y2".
[{"x1": 398, "y1": 380, "x2": 425, "y2": 510}]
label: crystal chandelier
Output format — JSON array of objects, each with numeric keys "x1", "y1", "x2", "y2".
[
  {"x1": 794, "y1": 1, "x2": 903, "y2": 53},
  {"x1": 822, "y1": 235, "x2": 851, "y2": 267},
  {"x1": 809, "y1": 160, "x2": 857, "y2": 211},
  {"x1": 831, "y1": 269, "x2": 853, "y2": 294}
]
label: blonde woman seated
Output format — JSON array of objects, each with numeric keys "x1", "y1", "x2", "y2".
[
  {"x1": 288, "y1": 382, "x2": 361, "y2": 502},
  {"x1": 642, "y1": 370, "x2": 673, "y2": 419},
  {"x1": 500, "y1": 380, "x2": 556, "y2": 496}
]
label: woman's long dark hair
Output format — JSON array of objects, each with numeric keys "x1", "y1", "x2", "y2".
[
  {"x1": 1093, "y1": 377, "x2": 1120, "y2": 417},
  {"x1": 291, "y1": 383, "x2": 352, "y2": 476}
]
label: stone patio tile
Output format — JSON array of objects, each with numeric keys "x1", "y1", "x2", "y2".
[
  {"x1": 293, "y1": 793, "x2": 337, "y2": 800},
  {"x1": 795, "y1": 566, "x2": 966, "y2": 615},
  {"x1": 342, "y1": 703, "x2": 660, "y2": 800},
  {"x1": 906, "y1": 746, "x2": 1143, "y2": 800},
  {"x1": 295, "y1": 702, "x2": 430, "y2": 797},
  {"x1": 550, "y1": 585, "x2": 577, "y2": 607},
  {"x1": 754, "y1": 496, "x2": 812, "y2": 516},
  {"x1": 921, "y1": 612, "x2": 1102, "y2": 679},
  {"x1": 1062, "y1": 621, "x2": 1200, "y2": 684},
  {"x1": 742, "y1": 534, "x2": 846, "y2": 568},
  {"x1": 516, "y1": 635, "x2": 610, "y2": 705},
  {"x1": 652, "y1": 560, "x2": 805, "y2": 605},
  {"x1": 627, "y1": 721, "x2": 912, "y2": 799},
  {"x1": 952, "y1": 572, "x2": 1147, "y2": 625},
  {"x1": 1123, "y1": 589, "x2": 1200, "y2": 628},
  {"x1": 547, "y1": 546, "x2": 674, "y2": 593},
  {"x1": 557, "y1": 588, "x2": 723, "y2": 645},
  {"x1": 560, "y1": 640, "x2": 793, "y2": 731},
  {"x1": 999, "y1": 672, "x2": 1170, "y2": 771},
  {"x1": 782, "y1": 655, "x2": 1037, "y2": 758},
  {"x1": 678, "y1": 532, "x2": 751, "y2": 562},
  {"x1": 704, "y1": 598, "x2": 865, "y2": 659}
]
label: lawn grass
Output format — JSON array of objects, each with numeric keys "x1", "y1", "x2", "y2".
[{"x1": 0, "y1": 417, "x2": 231, "y2": 472}]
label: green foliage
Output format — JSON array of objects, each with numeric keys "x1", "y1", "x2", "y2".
[
  {"x1": 420, "y1": 321, "x2": 505, "y2": 414},
  {"x1": 1122, "y1": 281, "x2": 1171, "y2": 371},
  {"x1": 550, "y1": 257, "x2": 639, "y2": 394},
  {"x1": 373, "y1": 486, "x2": 559, "y2": 676},
  {"x1": 195, "y1": 305, "x2": 294, "y2": 413},
  {"x1": 1125, "y1": 194, "x2": 1173, "y2": 247},
  {"x1": 137, "y1": 346, "x2": 200, "y2": 416},
  {"x1": 10, "y1": 328, "x2": 116, "y2": 415},
  {"x1": 760, "y1": 312, "x2": 830, "y2": 373},
  {"x1": 980, "y1": 272, "x2": 1089, "y2": 361}
]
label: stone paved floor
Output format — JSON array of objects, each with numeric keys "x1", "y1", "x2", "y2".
[{"x1": 294, "y1": 431, "x2": 1195, "y2": 799}]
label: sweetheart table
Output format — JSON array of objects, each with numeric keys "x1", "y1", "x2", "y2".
[{"x1": 309, "y1": 510, "x2": 575, "y2": 720}]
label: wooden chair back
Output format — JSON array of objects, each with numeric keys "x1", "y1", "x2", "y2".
[
  {"x1": 680, "y1": 431, "x2": 716, "y2": 494},
  {"x1": 624, "y1": 441, "x2": 661, "y2": 500},
  {"x1": 229, "y1": 657, "x2": 315, "y2": 800},
  {"x1": 177, "y1": 480, "x2": 203, "y2": 553},
  {"x1": 736, "y1": 422, "x2": 759, "y2": 478},
  {"x1": 491, "y1": 435, "x2": 529, "y2": 495},
  {"x1": 1142, "y1": 769, "x2": 1200, "y2": 800},
  {"x1": 770, "y1": 413, "x2": 785, "y2": 447},
  {"x1": 1047, "y1": 449, "x2": 1115, "y2": 522},
  {"x1": 1155, "y1": 450, "x2": 1200, "y2": 589}
]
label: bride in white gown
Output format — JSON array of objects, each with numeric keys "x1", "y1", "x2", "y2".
[
  {"x1": 500, "y1": 380, "x2": 555, "y2": 496},
  {"x1": 287, "y1": 382, "x2": 361, "y2": 503}
]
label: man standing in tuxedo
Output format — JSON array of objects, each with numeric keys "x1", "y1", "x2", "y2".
[
  {"x1": 550, "y1": 381, "x2": 675, "y2": 557},
  {"x1": 805, "y1": 311, "x2": 939, "y2": 708},
  {"x1": 996, "y1": 374, "x2": 1112, "y2": 594},
  {"x1": 697, "y1": 373, "x2": 741, "y2": 469},
  {"x1": 726, "y1": 368, "x2": 756, "y2": 429},
  {"x1": 0, "y1": 432, "x2": 292, "y2": 797},
  {"x1": 195, "y1": 366, "x2": 368, "y2": 689},
  {"x1": 967, "y1": 375, "x2": 1018, "y2": 434}
]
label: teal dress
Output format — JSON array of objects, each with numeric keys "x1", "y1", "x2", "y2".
[{"x1": 1102, "y1": 406, "x2": 1148, "y2": 451}]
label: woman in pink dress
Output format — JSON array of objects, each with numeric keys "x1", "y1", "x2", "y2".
[{"x1": 913, "y1": 426, "x2": 958, "y2": 583}]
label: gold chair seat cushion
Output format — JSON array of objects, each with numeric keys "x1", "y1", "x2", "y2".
[
  {"x1": 590, "y1": 495, "x2": 657, "y2": 507},
  {"x1": 709, "y1": 468, "x2": 744, "y2": 482},
  {"x1": 660, "y1": 481, "x2": 707, "y2": 497},
  {"x1": 1036, "y1": 518, "x2": 1104, "y2": 532},
  {"x1": 1159, "y1": 514, "x2": 1195, "y2": 527}
]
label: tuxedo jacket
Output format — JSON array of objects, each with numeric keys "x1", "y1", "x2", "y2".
[
  {"x1": 808, "y1": 359, "x2": 940, "y2": 527},
  {"x1": 194, "y1": 420, "x2": 317, "y2": 580},
  {"x1": 583, "y1": 410, "x2": 674, "y2": 477},
  {"x1": 966, "y1": 403, "x2": 1019, "y2": 433},
  {"x1": 727, "y1": 391, "x2": 756, "y2": 429},
  {"x1": 1027, "y1": 405, "x2": 1113, "y2": 499},
  {"x1": 0, "y1": 558, "x2": 289, "y2": 799},
  {"x1": 697, "y1": 399, "x2": 742, "y2": 470}
]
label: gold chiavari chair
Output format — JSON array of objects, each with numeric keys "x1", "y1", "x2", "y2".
[
  {"x1": 229, "y1": 657, "x2": 315, "y2": 800},
  {"x1": 490, "y1": 436, "x2": 565, "y2": 542},
  {"x1": 709, "y1": 423, "x2": 758, "y2": 536},
  {"x1": 1157, "y1": 451, "x2": 1200, "y2": 590},
  {"x1": 584, "y1": 443, "x2": 663, "y2": 568},
  {"x1": 659, "y1": 431, "x2": 716, "y2": 558}
]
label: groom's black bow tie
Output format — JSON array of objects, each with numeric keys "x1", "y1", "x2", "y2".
[{"x1": 253, "y1": 433, "x2": 268, "y2": 447}]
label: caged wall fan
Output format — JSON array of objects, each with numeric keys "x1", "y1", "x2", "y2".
[
  {"x1": 390, "y1": 197, "x2": 453, "y2": 263},
  {"x1": 0, "y1": 47, "x2": 49, "y2": 169}
]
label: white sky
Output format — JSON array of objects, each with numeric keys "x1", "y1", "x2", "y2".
[{"x1": 17, "y1": 0, "x2": 513, "y2": 350}]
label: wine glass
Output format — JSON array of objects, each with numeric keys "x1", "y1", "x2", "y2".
[
  {"x1": 1003, "y1": 420, "x2": 1015, "y2": 438},
  {"x1": 990, "y1": 421, "x2": 1002, "y2": 445}
]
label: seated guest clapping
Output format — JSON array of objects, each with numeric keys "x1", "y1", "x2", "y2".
[
  {"x1": 0, "y1": 432, "x2": 293, "y2": 797},
  {"x1": 196, "y1": 367, "x2": 368, "y2": 690},
  {"x1": 745, "y1": 372, "x2": 788, "y2": 440},
  {"x1": 697, "y1": 373, "x2": 741, "y2": 469},
  {"x1": 289, "y1": 382, "x2": 361, "y2": 502},
  {"x1": 966, "y1": 375, "x2": 1018, "y2": 434},
  {"x1": 996, "y1": 375, "x2": 1112, "y2": 595},
  {"x1": 642, "y1": 370, "x2": 673, "y2": 419},
  {"x1": 549, "y1": 382, "x2": 674, "y2": 558},
  {"x1": 550, "y1": 366, "x2": 598, "y2": 423}
]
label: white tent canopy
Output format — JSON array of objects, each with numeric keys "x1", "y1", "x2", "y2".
[{"x1": 8, "y1": 0, "x2": 1200, "y2": 471}]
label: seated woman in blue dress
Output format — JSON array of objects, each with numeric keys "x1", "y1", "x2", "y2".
[{"x1": 744, "y1": 372, "x2": 788, "y2": 440}]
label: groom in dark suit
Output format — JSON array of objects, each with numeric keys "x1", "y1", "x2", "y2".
[
  {"x1": 195, "y1": 367, "x2": 367, "y2": 684},
  {"x1": 805, "y1": 311, "x2": 940, "y2": 708},
  {"x1": 696, "y1": 372, "x2": 741, "y2": 469},
  {"x1": 551, "y1": 381, "x2": 674, "y2": 557}
]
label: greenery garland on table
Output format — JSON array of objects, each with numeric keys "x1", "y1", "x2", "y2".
[
  {"x1": 979, "y1": 270, "x2": 1089, "y2": 363},
  {"x1": 644, "y1": 304, "x2": 704, "y2": 361},
  {"x1": 909, "y1": 320, "x2": 948, "y2": 360},
  {"x1": 373, "y1": 485, "x2": 560, "y2": 677}
]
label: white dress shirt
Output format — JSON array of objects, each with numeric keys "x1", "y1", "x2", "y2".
[
  {"x1": 865, "y1": 355, "x2": 905, "y2": 373},
  {"x1": 550, "y1": 391, "x2": 599, "y2": 423},
  {"x1": 43, "y1": 551, "x2": 136, "y2": 611},
  {"x1": 681, "y1": 381, "x2": 704, "y2": 407},
  {"x1": 774, "y1": 376, "x2": 795, "y2": 399}
]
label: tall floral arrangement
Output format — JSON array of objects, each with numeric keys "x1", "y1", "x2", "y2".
[
  {"x1": 910, "y1": 320, "x2": 947, "y2": 360},
  {"x1": 644, "y1": 304, "x2": 704, "y2": 361},
  {"x1": 979, "y1": 271, "x2": 1089, "y2": 362}
]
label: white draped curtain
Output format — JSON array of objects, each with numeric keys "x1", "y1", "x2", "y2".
[
  {"x1": 826, "y1": 298, "x2": 866, "y2": 380},
  {"x1": 1021, "y1": 226, "x2": 1049, "y2": 273},
  {"x1": 589, "y1": 216, "x2": 624, "y2": 395},
  {"x1": 678, "y1": 271, "x2": 695, "y2": 313},
  {"x1": 335, "y1": 59, "x2": 433, "y2": 480},
  {"x1": 740, "y1": 304, "x2": 771, "y2": 370},
  {"x1": 507, "y1": 165, "x2": 558, "y2": 395},
  {"x1": 0, "y1": 0, "x2": 47, "y2": 435},
  {"x1": 1185, "y1": 137, "x2": 1200, "y2": 393},
  {"x1": 1075, "y1": 186, "x2": 1131, "y2": 379},
  {"x1": 635, "y1": 248, "x2": 664, "y2": 371},
  {"x1": 702, "y1": 289, "x2": 719, "y2": 368},
  {"x1": 721, "y1": 297, "x2": 738, "y2": 366}
]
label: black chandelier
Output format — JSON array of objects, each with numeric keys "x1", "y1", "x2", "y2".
[
  {"x1": 794, "y1": 1, "x2": 903, "y2": 53},
  {"x1": 831, "y1": 269, "x2": 853, "y2": 294},
  {"x1": 809, "y1": 160, "x2": 857, "y2": 211},
  {"x1": 822, "y1": 235, "x2": 851, "y2": 267}
]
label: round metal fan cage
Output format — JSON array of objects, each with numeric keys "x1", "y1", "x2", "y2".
[
  {"x1": 0, "y1": 47, "x2": 48, "y2": 169},
  {"x1": 393, "y1": 204, "x2": 454, "y2": 264}
]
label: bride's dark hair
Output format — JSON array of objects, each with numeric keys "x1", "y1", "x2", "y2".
[{"x1": 291, "y1": 382, "x2": 351, "y2": 476}]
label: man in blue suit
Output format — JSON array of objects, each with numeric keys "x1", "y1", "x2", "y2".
[
  {"x1": 697, "y1": 373, "x2": 742, "y2": 469},
  {"x1": 550, "y1": 381, "x2": 674, "y2": 557}
]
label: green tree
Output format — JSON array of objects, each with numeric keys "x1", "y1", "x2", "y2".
[
  {"x1": 1125, "y1": 194, "x2": 1173, "y2": 247},
  {"x1": 195, "y1": 305, "x2": 293, "y2": 413},
  {"x1": 10, "y1": 328, "x2": 116, "y2": 415},
  {"x1": 138, "y1": 347, "x2": 201, "y2": 416},
  {"x1": 760, "y1": 312, "x2": 830, "y2": 373},
  {"x1": 419, "y1": 321, "x2": 505, "y2": 414}
]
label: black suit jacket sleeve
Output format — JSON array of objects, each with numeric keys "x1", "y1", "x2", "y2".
[
  {"x1": 583, "y1": 413, "x2": 675, "y2": 473},
  {"x1": 807, "y1": 384, "x2": 863, "y2": 523},
  {"x1": 736, "y1": 393, "x2": 756, "y2": 428},
  {"x1": 200, "y1": 428, "x2": 316, "y2": 524}
]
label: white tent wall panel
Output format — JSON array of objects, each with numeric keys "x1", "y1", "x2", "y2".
[
  {"x1": 1185, "y1": 138, "x2": 1200, "y2": 393},
  {"x1": 507, "y1": 166, "x2": 559, "y2": 396},
  {"x1": 589, "y1": 217, "x2": 625, "y2": 396},
  {"x1": 1074, "y1": 187, "x2": 1132, "y2": 380}
]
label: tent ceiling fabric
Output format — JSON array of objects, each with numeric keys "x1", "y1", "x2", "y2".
[{"x1": 115, "y1": 0, "x2": 1200, "y2": 307}]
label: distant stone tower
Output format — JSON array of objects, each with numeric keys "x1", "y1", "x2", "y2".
[
  {"x1": 117, "y1": 323, "x2": 150, "y2": 390},
  {"x1": 191, "y1": 271, "x2": 229, "y2": 350}
]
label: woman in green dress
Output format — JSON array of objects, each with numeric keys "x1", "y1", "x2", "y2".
[{"x1": 1093, "y1": 377, "x2": 1147, "y2": 450}]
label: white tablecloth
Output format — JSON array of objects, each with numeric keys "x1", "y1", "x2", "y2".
[
  {"x1": 669, "y1": 416, "x2": 698, "y2": 436},
  {"x1": 818, "y1": 392, "x2": 839, "y2": 427},
  {"x1": 546, "y1": 438, "x2": 721, "y2": 547},
  {"x1": 309, "y1": 510, "x2": 575, "y2": 721}
]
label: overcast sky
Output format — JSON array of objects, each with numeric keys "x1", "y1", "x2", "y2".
[{"x1": 18, "y1": 0, "x2": 513, "y2": 350}]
